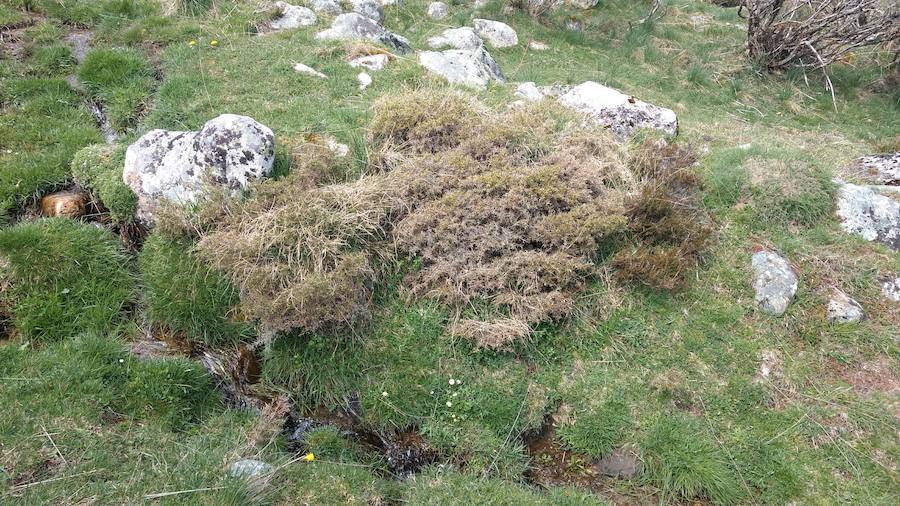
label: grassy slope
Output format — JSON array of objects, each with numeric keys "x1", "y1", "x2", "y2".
[{"x1": 1, "y1": 0, "x2": 898, "y2": 504}]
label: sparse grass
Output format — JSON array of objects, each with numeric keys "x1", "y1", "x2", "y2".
[
  {"x1": 0, "y1": 219, "x2": 134, "y2": 341},
  {"x1": 77, "y1": 47, "x2": 155, "y2": 132}
]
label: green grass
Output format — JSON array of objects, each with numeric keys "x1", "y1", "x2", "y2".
[
  {"x1": 77, "y1": 47, "x2": 155, "y2": 132},
  {"x1": 70, "y1": 144, "x2": 137, "y2": 223},
  {"x1": 0, "y1": 218, "x2": 135, "y2": 341}
]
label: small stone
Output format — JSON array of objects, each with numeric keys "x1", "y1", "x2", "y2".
[
  {"x1": 427, "y1": 27, "x2": 483, "y2": 50},
  {"x1": 418, "y1": 47, "x2": 504, "y2": 89},
  {"x1": 270, "y1": 2, "x2": 317, "y2": 30},
  {"x1": 751, "y1": 250, "x2": 798, "y2": 317},
  {"x1": 880, "y1": 276, "x2": 900, "y2": 302},
  {"x1": 40, "y1": 191, "x2": 87, "y2": 218},
  {"x1": 310, "y1": 0, "x2": 342, "y2": 15},
  {"x1": 427, "y1": 2, "x2": 449, "y2": 19},
  {"x1": 293, "y1": 62, "x2": 327, "y2": 78},
  {"x1": 472, "y1": 19, "x2": 518, "y2": 48},
  {"x1": 528, "y1": 40, "x2": 549, "y2": 51},
  {"x1": 557, "y1": 81, "x2": 678, "y2": 138},
  {"x1": 229, "y1": 459, "x2": 273, "y2": 478},
  {"x1": 351, "y1": 0, "x2": 384, "y2": 24},
  {"x1": 594, "y1": 448, "x2": 641, "y2": 479},
  {"x1": 358, "y1": 71, "x2": 372, "y2": 90},
  {"x1": 348, "y1": 53, "x2": 390, "y2": 71},
  {"x1": 827, "y1": 288, "x2": 865, "y2": 324},
  {"x1": 835, "y1": 182, "x2": 900, "y2": 251},
  {"x1": 514, "y1": 82, "x2": 544, "y2": 102}
]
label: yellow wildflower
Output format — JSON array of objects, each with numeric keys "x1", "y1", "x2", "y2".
[
  {"x1": 210, "y1": 39, "x2": 219, "y2": 47},
  {"x1": 303, "y1": 452, "x2": 315, "y2": 462}
]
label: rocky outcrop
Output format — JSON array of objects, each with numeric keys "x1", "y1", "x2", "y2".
[
  {"x1": 270, "y1": 2, "x2": 317, "y2": 30},
  {"x1": 316, "y1": 13, "x2": 411, "y2": 53},
  {"x1": 854, "y1": 153, "x2": 899, "y2": 186},
  {"x1": 427, "y1": 1, "x2": 449, "y2": 19},
  {"x1": 827, "y1": 288, "x2": 865, "y2": 323},
  {"x1": 472, "y1": 19, "x2": 518, "y2": 48},
  {"x1": 123, "y1": 114, "x2": 275, "y2": 224},
  {"x1": 310, "y1": 0, "x2": 342, "y2": 15},
  {"x1": 351, "y1": 0, "x2": 384, "y2": 24},
  {"x1": 418, "y1": 47, "x2": 504, "y2": 89},
  {"x1": 751, "y1": 250, "x2": 798, "y2": 316},
  {"x1": 427, "y1": 27, "x2": 484, "y2": 50},
  {"x1": 835, "y1": 182, "x2": 900, "y2": 251},
  {"x1": 557, "y1": 81, "x2": 678, "y2": 138}
]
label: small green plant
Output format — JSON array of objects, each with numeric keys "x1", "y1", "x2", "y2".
[
  {"x1": 77, "y1": 47, "x2": 155, "y2": 132},
  {"x1": 557, "y1": 396, "x2": 633, "y2": 458},
  {"x1": 71, "y1": 144, "x2": 137, "y2": 224},
  {"x1": 0, "y1": 218, "x2": 135, "y2": 341}
]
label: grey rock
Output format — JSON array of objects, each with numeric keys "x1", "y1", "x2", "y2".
[
  {"x1": 418, "y1": 47, "x2": 504, "y2": 89},
  {"x1": 514, "y1": 82, "x2": 544, "y2": 101},
  {"x1": 293, "y1": 62, "x2": 327, "y2": 78},
  {"x1": 351, "y1": 0, "x2": 384, "y2": 24},
  {"x1": 751, "y1": 250, "x2": 798, "y2": 317},
  {"x1": 270, "y1": 2, "x2": 317, "y2": 30},
  {"x1": 229, "y1": 459, "x2": 273, "y2": 478},
  {"x1": 881, "y1": 276, "x2": 900, "y2": 302},
  {"x1": 427, "y1": 27, "x2": 483, "y2": 50},
  {"x1": 557, "y1": 81, "x2": 678, "y2": 138},
  {"x1": 427, "y1": 1, "x2": 449, "y2": 19},
  {"x1": 827, "y1": 289, "x2": 865, "y2": 323},
  {"x1": 528, "y1": 40, "x2": 549, "y2": 51},
  {"x1": 854, "y1": 153, "x2": 899, "y2": 186},
  {"x1": 569, "y1": 0, "x2": 598, "y2": 8},
  {"x1": 310, "y1": 0, "x2": 342, "y2": 15},
  {"x1": 348, "y1": 53, "x2": 390, "y2": 71},
  {"x1": 357, "y1": 71, "x2": 372, "y2": 90},
  {"x1": 594, "y1": 448, "x2": 641, "y2": 479},
  {"x1": 123, "y1": 114, "x2": 275, "y2": 225},
  {"x1": 316, "y1": 13, "x2": 411, "y2": 53},
  {"x1": 472, "y1": 19, "x2": 518, "y2": 48},
  {"x1": 537, "y1": 83, "x2": 572, "y2": 98},
  {"x1": 835, "y1": 182, "x2": 900, "y2": 251}
]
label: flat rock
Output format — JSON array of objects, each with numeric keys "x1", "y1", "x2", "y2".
[
  {"x1": 854, "y1": 153, "x2": 899, "y2": 186},
  {"x1": 418, "y1": 47, "x2": 504, "y2": 89},
  {"x1": 123, "y1": 114, "x2": 275, "y2": 225},
  {"x1": 293, "y1": 62, "x2": 327, "y2": 78},
  {"x1": 558, "y1": 81, "x2": 678, "y2": 138},
  {"x1": 473, "y1": 19, "x2": 518, "y2": 48},
  {"x1": 229, "y1": 459, "x2": 273, "y2": 478},
  {"x1": 316, "y1": 13, "x2": 411, "y2": 53},
  {"x1": 427, "y1": 1, "x2": 449, "y2": 19},
  {"x1": 593, "y1": 448, "x2": 641, "y2": 479},
  {"x1": 827, "y1": 288, "x2": 865, "y2": 323},
  {"x1": 835, "y1": 182, "x2": 900, "y2": 251},
  {"x1": 751, "y1": 250, "x2": 798, "y2": 317},
  {"x1": 881, "y1": 276, "x2": 900, "y2": 302},
  {"x1": 427, "y1": 27, "x2": 483, "y2": 50},
  {"x1": 270, "y1": 2, "x2": 317, "y2": 30},
  {"x1": 310, "y1": 0, "x2": 342, "y2": 15},
  {"x1": 514, "y1": 82, "x2": 544, "y2": 101},
  {"x1": 348, "y1": 53, "x2": 390, "y2": 70},
  {"x1": 351, "y1": 0, "x2": 384, "y2": 24}
]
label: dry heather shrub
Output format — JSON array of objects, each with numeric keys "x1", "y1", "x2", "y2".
[{"x1": 612, "y1": 140, "x2": 712, "y2": 291}]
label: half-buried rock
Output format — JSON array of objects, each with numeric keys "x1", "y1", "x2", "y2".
[
  {"x1": 418, "y1": 47, "x2": 504, "y2": 89},
  {"x1": 751, "y1": 250, "x2": 798, "y2": 317},
  {"x1": 123, "y1": 114, "x2": 275, "y2": 225},
  {"x1": 835, "y1": 182, "x2": 900, "y2": 251},
  {"x1": 316, "y1": 13, "x2": 411, "y2": 53},
  {"x1": 558, "y1": 81, "x2": 677, "y2": 138}
]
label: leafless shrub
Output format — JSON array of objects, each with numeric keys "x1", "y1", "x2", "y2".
[{"x1": 740, "y1": 0, "x2": 900, "y2": 72}]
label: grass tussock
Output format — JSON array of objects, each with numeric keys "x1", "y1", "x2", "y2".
[{"x1": 71, "y1": 144, "x2": 138, "y2": 224}]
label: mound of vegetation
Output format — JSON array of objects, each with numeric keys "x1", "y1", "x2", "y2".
[{"x1": 184, "y1": 90, "x2": 710, "y2": 348}]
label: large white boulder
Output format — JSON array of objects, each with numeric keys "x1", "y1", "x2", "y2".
[
  {"x1": 418, "y1": 47, "x2": 504, "y2": 89},
  {"x1": 123, "y1": 114, "x2": 275, "y2": 224},
  {"x1": 557, "y1": 81, "x2": 678, "y2": 138},
  {"x1": 836, "y1": 182, "x2": 900, "y2": 251},
  {"x1": 270, "y1": 2, "x2": 317, "y2": 30},
  {"x1": 472, "y1": 19, "x2": 518, "y2": 48},
  {"x1": 316, "y1": 13, "x2": 411, "y2": 53},
  {"x1": 427, "y1": 27, "x2": 483, "y2": 50},
  {"x1": 751, "y1": 251, "x2": 798, "y2": 317}
]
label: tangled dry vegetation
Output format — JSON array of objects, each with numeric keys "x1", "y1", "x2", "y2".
[
  {"x1": 741, "y1": 0, "x2": 900, "y2": 72},
  {"x1": 165, "y1": 91, "x2": 710, "y2": 349}
]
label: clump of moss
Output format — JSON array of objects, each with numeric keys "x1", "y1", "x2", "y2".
[
  {"x1": 71, "y1": 144, "x2": 137, "y2": 224},
  {"x1": 0, "y1": 218, "x2": 135, "y2": 341},
  {"x1": 139, "y1": 233, "x2": 246, "y2": 345},
  {"x1": 76, "y1": 47, "x2": 155, "y2": 132}
]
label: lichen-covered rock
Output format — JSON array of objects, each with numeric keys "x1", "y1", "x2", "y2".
[
  {"x1": 427, "y1": 1, "x2": 449, "y2": 19},
  {"x1": 854, "y1": 153, "x2": 899, "y2": 186},
  {"x1": 881, "y1": 275, "x2": 900, "y2": 302},
  {"x1": 229, "y1": 459, "x2": 273, "y2": 478},
  {"x1": 310, "y1": 0, "x2": 342, "y2": 15},
  {"x1": 418, "y1": 47, "x2": 504, "y2": 89},
  {"x1": 270, "y1": 2, "x2": 317, "y2": 30},
  {"x1": 316, "y1": 13, "x2": 411, "y2": 53},
  {"x1": 827, "y1": 288, "x2": 865, "y2": 323},
  {"x1": 349, "y1": 53, "x2": 390, "y2": 71},
  {"x1": 123, "y1": 114, "x2": 275, "y2": 225},
  {"x1": 558, "y1": 81, "x2": 678, "y2": 138},
  {"x1": 472, "y1": 19, "x2": 518, "y2": 48},
  {"x1": 751, "y1": 250, "x2": 798, "y2": 316},
  {"x1": 351, "y1": 0, "x2": 384, "y2": 24},
  {"x1": 514, "y1": 82, "x2": 544, "y2": 102},
  {"x1": 835, "y1": 183, "x2": 900, "y2": 251},
  {"x1": 427, "y1": 27, "x2": 483, "y2": 50}
]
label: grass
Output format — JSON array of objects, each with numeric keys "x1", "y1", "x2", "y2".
[
  {"x1": 70, "y1": 144, "x2": 137, "y2": 223},
  {"x1": 0, "y1": 0, "x2": 898, "y2": 504},
  {"x1": 77, "y1": 47, "x2": 155, "y2": 132}
]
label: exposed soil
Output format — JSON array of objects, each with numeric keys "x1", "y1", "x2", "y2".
[{"x1": 523, "y1": 417, "x2": 607, "y2": 492}]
